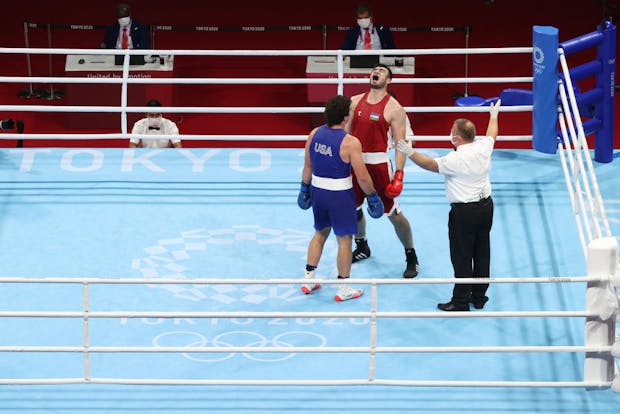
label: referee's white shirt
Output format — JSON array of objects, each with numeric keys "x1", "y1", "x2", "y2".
[
  {"x1": 130, "y1": 117, "x2": 181, "y2": 148},
  {"x1": 436, "y1": 136, "x2": 494, "y2": 204}
]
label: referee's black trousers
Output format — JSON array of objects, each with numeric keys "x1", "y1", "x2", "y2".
[{"x1": 448, "y1": 197, "x2": 494, "y2": 306}]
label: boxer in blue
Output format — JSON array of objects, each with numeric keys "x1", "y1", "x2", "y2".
[{"x1": 298, "y1": 95, "x2": 383, "y2": 301}]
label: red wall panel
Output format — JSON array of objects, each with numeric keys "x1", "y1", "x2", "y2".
[{"x1": 0, "y1": 0, "x2": 615, "y2": 148}]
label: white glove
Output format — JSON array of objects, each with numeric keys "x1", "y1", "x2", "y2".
[
  {"x1": 396, "y1": 139, "x2": 414, "y2": 157},
  {"x1": 490, "y1": 98, "x2": 501, "y2": 119}
]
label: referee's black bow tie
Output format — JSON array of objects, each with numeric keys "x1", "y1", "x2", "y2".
[{"x1": 148, "y1": 126, "x2": 160, "y2": 130}]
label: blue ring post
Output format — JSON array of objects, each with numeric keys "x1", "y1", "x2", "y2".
[
  {"x1": 532, "y1": 26, "x2": 559, "y2": 154},
  {"x1": 594, "y1": 21, "x2": 616, "y2": 163}
]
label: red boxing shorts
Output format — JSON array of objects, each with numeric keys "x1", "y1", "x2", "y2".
[{"x1": 352, "y1": 162, "x2": 400, "y2": 216}]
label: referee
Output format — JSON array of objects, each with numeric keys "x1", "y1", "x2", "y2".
[{"x1": 396, "y1": 100, "x2": 501, "y2": 311}]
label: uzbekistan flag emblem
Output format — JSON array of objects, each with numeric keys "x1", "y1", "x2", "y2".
[{"x1": 369, "y1": 112, "x2": 380, "y2": 121}]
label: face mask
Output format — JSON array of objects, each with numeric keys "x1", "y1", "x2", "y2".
[
  {"x1": 118, "y1": 17, "x2": 131, "y2": 26},
  {"x1": 148, "y1": 116, "x2": 162, "y2": 127},
  {"x1": 450, "y1": 135, "x2": 458, "y2": 148},
  {"x1": 357, "y1": 18, "x2": 371, "y2": 29}
]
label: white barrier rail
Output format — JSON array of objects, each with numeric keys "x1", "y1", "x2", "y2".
[{"x1": 0, "y1": 46, "x2": 534, "y2": 142}]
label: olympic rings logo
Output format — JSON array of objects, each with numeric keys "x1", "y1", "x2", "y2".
[
  {"x1": 533, "y1": 46, "x2": 544, "y2": 65},
  {"x1": 152, "y1": 330, "x2": 327, "y2": 363}
]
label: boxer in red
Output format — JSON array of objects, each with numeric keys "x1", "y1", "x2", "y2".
[{"x1": 345, "y1": 64, "x2": 419, "y2": 278}]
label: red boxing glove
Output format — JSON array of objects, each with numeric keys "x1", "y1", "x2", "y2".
[{"x1": 385, "y1": 170, "x2": 404, "y2": 198}]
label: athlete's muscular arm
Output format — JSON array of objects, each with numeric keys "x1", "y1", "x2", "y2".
[
  {"x1": 383, "y1": 101, "x2": 408, "y2": 198},
  {"x1": 297, "y1": 128, "x2": 317, "y2": 210},
  {"x1": 344, "y1": 95, "x2": 362, "y2": 134},
  {"x1": 387, "y1": 102, "x2": 407, "y2": 171},
  {"x1": 302, "y1": 128, "x2": 317, "y2": 184},
  {"x1": 343, "y1": 135, "x2": 375, "y2": 196}
]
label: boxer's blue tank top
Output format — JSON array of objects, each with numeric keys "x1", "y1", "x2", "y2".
[{"x1": 310, "y1": 125, "x2": 350, "y2": 179}]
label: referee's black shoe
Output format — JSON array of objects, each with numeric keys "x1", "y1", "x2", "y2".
[
  {"x1": 438, "y1": 301, "x2": 469, "y2": 311},
  {"x1": 470, "y1": 296, "x2": 489, "y2": 309},
  {"x1": 352, "y1": 238, "x2": 371, "y2": 263}
]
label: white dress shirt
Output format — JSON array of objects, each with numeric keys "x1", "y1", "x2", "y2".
[
  {"x1": 116, "y1": 22, "x2": 135, "y2": 49},
  {"x1": 130, "y1": 117, "x2": 180, "y2": 148},
  {"x1": 355, "y1": 25, "x2": 381, "y2": 50},
  {"x1": 436, "y1": 136, "x2": 494, "y2": 204}
]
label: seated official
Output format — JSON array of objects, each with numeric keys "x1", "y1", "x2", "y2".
[
  {"x1": 340, "y1": 4, "x2": 395, "y2": 50},
  {"x1": 101, "y1": 3, "x2": 149, "y2": 49},
  {"x1": 129, "y1": 99, "x2": 181, "y2": 148}
]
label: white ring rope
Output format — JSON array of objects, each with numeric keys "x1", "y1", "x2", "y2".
[
  {"x1": 0, "y1": 275, "x2": 597, "y2": 284},
  {"x1": 0, "y1": 310, "x2": 597, "y2": 318},
  {"x1": 0, "y1": 345, "x2": 610, "y2": 354},
  {"x1": 559, "y1": 52, "x2": 612, "y2": 239},
  {"x1": 0, "y1": 46, "x2": 534, "y2": 56},
  {"x1": 0, "y1": 45, "x2": 534, "y2": 142},
  {"x1": 0, "y1": 133, "x2": 536, "y2": 141},
  {"x1": 0, "y1": 76, "x2": 533, "y2": 85},
  {"x1": 556, "y1": 51, "x2": 614, "y2": 259},
  {"x1": 0, "y1": 104, "x2": 533, "y2": 142},
  {"x1": 0, "y1": 378, "x2": 607, "y2": 387},
  {"x1": 558, "y1": 115, "x2": 591, "y2": 257},
  {"x1": 0, "y1": 105, "x2": 533, "y2": 114}
]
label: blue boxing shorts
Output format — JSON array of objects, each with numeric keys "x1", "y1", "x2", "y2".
[{"x1": 311, "y1": 186, "x2": 357, "y2": 236}]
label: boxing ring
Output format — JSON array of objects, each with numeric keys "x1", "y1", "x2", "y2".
[{"x1": 0, "y1": 25, "x2": 619, "y2": 414}]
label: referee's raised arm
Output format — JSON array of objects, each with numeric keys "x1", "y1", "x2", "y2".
[{"x1": 486, "y1": 99, "x2": 501, "y2": 143}]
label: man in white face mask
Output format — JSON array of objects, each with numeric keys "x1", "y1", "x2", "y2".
[
  {"x1": 101, "y1": 3, "x2": 150, "y2": 50},
  {"x1": 129, "y1": 99, "x2": 181, "y2": 148},
  {"x1": 340, "y1": 4, "x2": 396, "y2": 50},
  {"x1": 396, "y1": 100, "x2": 501, "y2": 311}
]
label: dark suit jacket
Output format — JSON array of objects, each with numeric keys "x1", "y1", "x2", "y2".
[
  {"x1": 340, "y1": 24, "x2": 396, "y2": 50},
  {"x1": 102, "y1": 20, "x2": 150, "y2": 49}
]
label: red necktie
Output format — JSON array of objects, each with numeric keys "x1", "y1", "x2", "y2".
[
  {"x1": 121, "y1": 27, "x2": 128, "y2": 49},
  {"x1": 364, "y1": 28, "x2": 371, "y2": 49}
]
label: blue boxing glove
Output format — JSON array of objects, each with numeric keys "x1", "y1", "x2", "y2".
[
  {"x1": 366, "y1": 192, "x2": 384, "y2": 218},
  {"x1": 297, "y1": 182, "x2": 311, "y2": 210}
]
